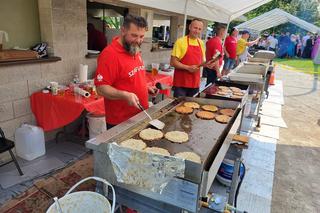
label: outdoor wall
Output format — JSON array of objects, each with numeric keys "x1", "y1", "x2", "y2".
[
  {"x1": 0, "y1": 0, "x2": 97, "y2": 163},
  {"x1": 131, "y1": 7, "x2": 173, "y2": 66},
  {"x1": 0, "y1": 0, "x2": 41, "y2": 49},
  {"x1": 170, "y1": 16, "x2": 185, "y2": 42},
  {"x1": 141, "y1": 45, "x2": 172, "y2": 65}
]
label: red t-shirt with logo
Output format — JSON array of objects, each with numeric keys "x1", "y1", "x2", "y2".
[
  {"x1": 224, "y1": 36, "x2": 237, "y2": 59},
  {"x1": 206, "y1": 37, "x2": 223, "y2": 66},
  {"x1": 94, "y1": 36, "x2": 148, "y2": 125}
]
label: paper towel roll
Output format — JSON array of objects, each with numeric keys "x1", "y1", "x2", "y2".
[
  {"x1": 74, "y1": 87, "x2": 91, "y2": 98},
  {"x1": 79, "y1": 64, "x2": 88, "y2": 83}
]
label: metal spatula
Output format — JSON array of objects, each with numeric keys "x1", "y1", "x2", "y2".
[{"x1": 137, "y1": 103, "x2": 165, "y2": 130}]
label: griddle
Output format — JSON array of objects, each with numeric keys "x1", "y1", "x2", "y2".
[
  {"x1": 100, "y1": 97, "x2": 241, "y2": 174},
  {"x1": 86, "y1": 97, "x2": 242, "y2": 213}
]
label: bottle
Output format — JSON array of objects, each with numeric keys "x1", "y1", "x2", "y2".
[
  {"x1": 50, "y1": 81, "x2": 58, "y2": 96},
  {"x1": 51, "y1": 86, "x2": 58, "y2": 96},
  {"x1": 73, "y1": 75, "x2": 80, "y2": 84}
]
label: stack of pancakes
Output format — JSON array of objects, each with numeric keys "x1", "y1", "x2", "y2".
[{"x1": 216, "y1": 86, "x2": 245, "y2": 100}]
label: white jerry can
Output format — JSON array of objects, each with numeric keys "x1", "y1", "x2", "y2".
[{"x1": 14, "y1": 124, "x2": 46, "y2": 161}]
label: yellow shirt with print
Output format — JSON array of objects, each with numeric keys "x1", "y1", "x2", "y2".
[
  {"x1": 236, "y1": 38, "x2": 247, "y2": 56},
  {"x1": 171, "y1": 36, "x2": 205, "y2": 61}
]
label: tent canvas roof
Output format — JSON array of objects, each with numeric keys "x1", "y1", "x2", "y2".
[
  {"x1": 236, "y1": 8, "x2": 320, "y2": 33},
  {"x1": 91, "y1": 0, "x2": 271, "y2": 23}
]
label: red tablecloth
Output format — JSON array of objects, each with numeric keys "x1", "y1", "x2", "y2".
[
  {"x1": 145, "y1": 72, "x2": 173, "y2": 96},
  {"x1": 30, "y1": 90, "x2": 105, "y2": 132},
  {"x1": 31, "y1": 74, "x2": 172, "y2": 132}
]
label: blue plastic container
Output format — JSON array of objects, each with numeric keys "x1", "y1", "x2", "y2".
[{"x1": 216, "y1": 159, "x2": 245, "y2": 186}]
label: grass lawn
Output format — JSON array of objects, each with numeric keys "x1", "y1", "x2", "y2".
[{"x1": 274, "y1": 58, "x2": 318, "y2": 73}]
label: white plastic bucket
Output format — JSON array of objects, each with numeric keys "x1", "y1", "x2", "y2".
[
  {"x1": 46, "y1": 176, "x2": 116, "y2": 213},
  {"x1": 14, "y1": 124, "x2": 45, "y2": 161},
  {"x1": 86, "y1": 113, "x2": 106, "y2": 139}
]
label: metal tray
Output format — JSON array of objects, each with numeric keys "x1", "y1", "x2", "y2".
[
  {"x1": 248, "y1": 57, "x2": 271, "y2": 64},
  {"x1": 200, "y1": 81, "x2": 249, "y2": 106},
  {"x1": 235, "y1": 63, "x2": 268, "y2": 76},
  {"x1": 228, "y1": 72, "x2": 263, "y2": 83}
]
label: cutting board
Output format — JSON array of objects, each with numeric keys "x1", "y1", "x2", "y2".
[{"x1": 0, "y1": 50, "x2": 39, "y2": 61}]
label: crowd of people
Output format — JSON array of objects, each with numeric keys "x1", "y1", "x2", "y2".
[
  {"x1": 206, "y1": 27, "x2": 259, "y2": 78},
  {"x1": 255, "y1": 31, "x2": 320, "y2": 59}
]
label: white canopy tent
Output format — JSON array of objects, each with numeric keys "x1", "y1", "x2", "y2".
[
  {"x1": 236, "y1": 8, "x2": 320, "y2": 34},
  {"x1": 91, "y1": 0, "x2": 271, "y2": 23}
]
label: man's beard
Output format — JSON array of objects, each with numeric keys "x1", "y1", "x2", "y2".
[
  {"x1": 122, "y1": 36, "x2": 141, "y2": 55},
  {"x1": 190, "y1": 33, "x2": 200, "y2": 39}
]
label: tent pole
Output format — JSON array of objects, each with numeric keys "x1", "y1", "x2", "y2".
[{"x1": 182, "y1": 0, "x2": 189, "y2": 36}]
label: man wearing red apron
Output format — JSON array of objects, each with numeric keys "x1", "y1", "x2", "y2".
[{"x1": 171, "y1": 19, "x2": 212, "y2": 97}]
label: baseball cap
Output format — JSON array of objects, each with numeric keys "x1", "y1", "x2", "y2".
[{"x1": 241, "y1": 30, "x2": 250, "y2": 35}]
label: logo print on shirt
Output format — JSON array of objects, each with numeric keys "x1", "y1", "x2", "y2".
[
  {"x1": 97, "y1": 74, "x2": 103, "y2": 82},
  {"x1": 128, "y1": 65, "x2": 145, "y2": 77}
]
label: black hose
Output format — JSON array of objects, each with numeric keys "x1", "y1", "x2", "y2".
[{"x1": 234, "y1": 161, "x2": 246, "y2": 208}]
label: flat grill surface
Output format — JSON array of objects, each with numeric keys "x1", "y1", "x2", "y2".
[{"x1": 114, "y1": 98, "x2": 240, "y2": 169}]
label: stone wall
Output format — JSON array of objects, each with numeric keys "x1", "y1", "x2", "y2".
[
  {"x1": 141, "y1": 42, "x2": 172, "y2": 66},
  {"x1": 0, "y1": 0, "x2": 96, "y2": 163}
]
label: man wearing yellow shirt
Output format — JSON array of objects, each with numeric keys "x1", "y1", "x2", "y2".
[
  {"x1": 170, "y1": 19, "x2": 213, "y2": 97},
  {"x1": 236, "y1": 30, "x2": 259, "y2": 63}
]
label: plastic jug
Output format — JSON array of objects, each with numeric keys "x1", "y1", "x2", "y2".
[
  {"x1": 86, "y1": 113, "x2": 106, "y2": 139},
  {"x1": 15, "y1": 124, "x2": 46, "y2": 161}
]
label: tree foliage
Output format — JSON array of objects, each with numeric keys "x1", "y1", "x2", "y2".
[{"x1": 102, "y1": 17, "x2": 121, "y2": 29}]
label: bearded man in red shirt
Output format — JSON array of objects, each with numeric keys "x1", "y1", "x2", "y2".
[{"x1": 94, "y1": 14, "x2": 157, "y2": 129}]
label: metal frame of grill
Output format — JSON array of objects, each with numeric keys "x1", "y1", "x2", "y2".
[{"x1": 86, "y1": 97, "x2": 243, "y2": 213}]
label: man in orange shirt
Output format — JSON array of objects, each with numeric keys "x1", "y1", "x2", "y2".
[{"x1": 94, "y1": 14, "x2": 157, "y2": 129}]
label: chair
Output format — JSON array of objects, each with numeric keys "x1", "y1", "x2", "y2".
[{"x1": 0, "y1": 128, "x2": 23, "y2": 175}]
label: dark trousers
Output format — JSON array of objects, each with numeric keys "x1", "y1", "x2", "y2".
[
  {"x1": 205, "y1": 67, "x2": 218, "y2": 86},
  {"x1": 173, "y1": 87, "x2": 199, "y2": 98},
  {"x1": 268, "y1": 47, "x2": 275, "y2": 52},
  {"x1": 106, "y1": 123, "x2": 116, "y2": 130}
]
